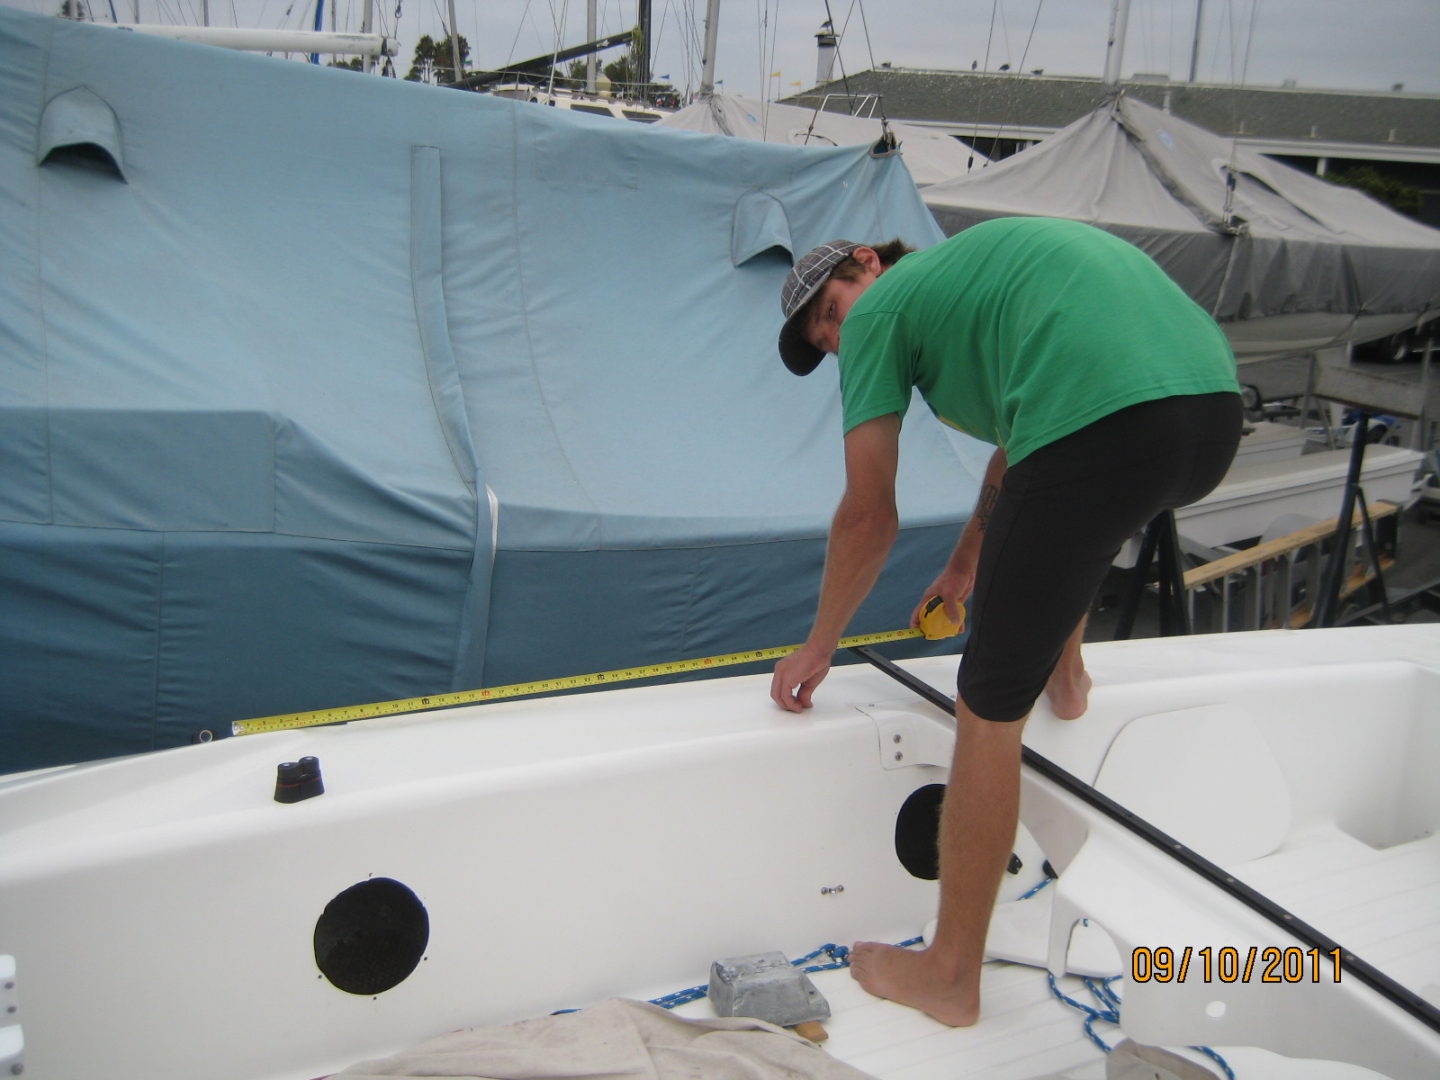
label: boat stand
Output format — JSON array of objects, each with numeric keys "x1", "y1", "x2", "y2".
[
  {"x1": 1113, "y1": 510, "x2": 1190, "y2": 639},
  {"x1": 1312, "y1": 412, "x2": 1392, "y2": 627},
  {"x1": 1309, "y1": 338, "x2": 1438, "y2": 625}
]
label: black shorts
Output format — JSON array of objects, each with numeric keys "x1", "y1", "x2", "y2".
[{"x1": 958, "y1": 392, "x2": 1243, "y2": 723}]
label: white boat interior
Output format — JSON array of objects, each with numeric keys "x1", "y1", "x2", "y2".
[{"x1": 2, "y1": 626, "x2": 1438, "y2": 1079}]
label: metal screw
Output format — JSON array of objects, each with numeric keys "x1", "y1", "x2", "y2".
[
  {"x1": 894, "y1": 751, "x2": 904, "y2": 761},
  {"x1": 892, "y1": 734, "x2": 902, "y2": 743}
]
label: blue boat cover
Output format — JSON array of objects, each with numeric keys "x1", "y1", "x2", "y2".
[{"x1": 0, "y1": 9, "x2": 987, "y2": 771}]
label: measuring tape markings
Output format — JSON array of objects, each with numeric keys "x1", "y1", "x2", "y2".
[{"x1": 232, "y1": 626, "x2": 932, "y2": 737}]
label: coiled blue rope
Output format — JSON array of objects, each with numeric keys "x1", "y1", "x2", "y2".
[{"x1": 1046, "y1": 972, "x2": 1235, "y2": 1078}]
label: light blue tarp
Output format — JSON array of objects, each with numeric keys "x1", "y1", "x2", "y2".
[{"x1": 0, "y1": 9, "x2": 986, "y2": 771}]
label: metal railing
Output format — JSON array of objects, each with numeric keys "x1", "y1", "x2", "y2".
[{"x1": 1181, "y1": 502, "x2": 1399, "y2": 632}]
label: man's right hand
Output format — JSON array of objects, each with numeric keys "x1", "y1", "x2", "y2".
[{"x1": 911, "y1": 565, "x2": 974, "y2": 630}]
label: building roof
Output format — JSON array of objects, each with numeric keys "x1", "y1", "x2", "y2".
[{"x1": 785, "y1": 69, "x2": 1440, "y2": 161}]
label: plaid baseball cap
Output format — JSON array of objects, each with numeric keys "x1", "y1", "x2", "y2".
[{"x1": 777, "y1": 240, "x2": 861, "y2": 375}]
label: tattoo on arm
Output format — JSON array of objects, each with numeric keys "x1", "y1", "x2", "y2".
[{"x1": 975, "y1": 483, "x2": 999, "y2": 532}]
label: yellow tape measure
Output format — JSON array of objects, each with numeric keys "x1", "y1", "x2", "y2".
[{"x1": 231, "y1": 600, "x2": 965, "y2": 738}]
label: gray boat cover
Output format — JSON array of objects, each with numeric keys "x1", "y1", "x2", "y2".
[
  {"x1": 657, "y1": 93, "x2": 987, "y2": 186},
  {"x1": 0, "y1": 9, "x2": 983, "y2": 770},
  {"x1": 922, "y1": 94, "x2": 1440, "y2": 359}
]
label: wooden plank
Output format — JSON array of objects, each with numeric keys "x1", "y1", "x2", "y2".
[
  {"x1": 1183, "y1": 501, "x2": 1399, "y2": 590},
  {"x1": 1288, "y1": 558, "x2": 1396, "y2": 628}
]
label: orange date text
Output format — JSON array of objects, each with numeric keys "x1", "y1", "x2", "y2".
[{"x1": 1130, "y1": 946, "x2": 1342, "y2": 984}]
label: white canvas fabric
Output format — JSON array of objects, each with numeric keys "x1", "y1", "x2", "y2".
[
  {"x1": 658, "y1": 93, "x2": 986, "y2": 185},
  {"x1": 332, "y1": 998, "x2": 878, "y2": 1080}
]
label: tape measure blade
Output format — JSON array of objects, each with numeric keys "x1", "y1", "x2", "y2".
[{"x1": 230, "y1": 626, "x2": 928, "y2": 736}]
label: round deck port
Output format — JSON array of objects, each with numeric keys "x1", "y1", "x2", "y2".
[
  {"x1": 314, "y1": 877, "x2": 429, "y2": 995},
  {"x1": 895, "y1": 783, "x2": 946, "y2": 880}
]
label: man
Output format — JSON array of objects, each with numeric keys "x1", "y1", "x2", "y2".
[{"x1": 769, "y1": 218, "x2": 1241, "y2": 1026}]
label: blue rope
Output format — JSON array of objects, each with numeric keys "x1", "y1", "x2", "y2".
[
  {"x1": 1194, "y1": 1045, "x2": 1238, "y2": 1079},
  {"x1": 1016, "y1": 875, "x2": 1053, "y2": 901},
  {"x1": 648, "y1": 982, "x2": 709, "y2": 1010},
  {"x1": 791, "y1": 942, "x2": 850, "y2": 971},
  {"x1": 1046, "y1": 973, "x2": 1235, "y2": 1078},
  {"x1": 1046, "y1": 972, "x2": 1120, "y2": 1052}
]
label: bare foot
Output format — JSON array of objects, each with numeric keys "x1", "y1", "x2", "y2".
[
  {"x1": 1044, "y1": 668, "x2": 1092, "y2": 720},
  {"x1": 849, "y1": 942, "x2": 980, "y2": 1026}
]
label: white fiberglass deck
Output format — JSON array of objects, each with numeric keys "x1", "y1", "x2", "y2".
[
  {"x1": 671, "y1": 961, "x2": 1391, "y2": 1080},
  {"x1": 1, "y1": 627, "x2": 1438, "y2": 1080}
]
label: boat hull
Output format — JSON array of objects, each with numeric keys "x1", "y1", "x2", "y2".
[{"x1": 2, "y1": 627, "x2": 1438, "y2": 1079}]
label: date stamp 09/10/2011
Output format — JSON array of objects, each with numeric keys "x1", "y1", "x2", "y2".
[{"x1": 1131, "y1": 945, "x2": 1344, "y2": 985}]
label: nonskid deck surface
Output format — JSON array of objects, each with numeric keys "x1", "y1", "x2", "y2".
[
  {"x1": 668, "y1": 956, "x2": 1385, "y2": 1079},
  {"x1": 1236, "y1": 829, "x2": 1440, "y2": 1003}
]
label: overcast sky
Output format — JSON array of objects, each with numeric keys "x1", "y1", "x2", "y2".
[{"x1": 8, "y1": 0, "x2": 1438, "y2": 99}]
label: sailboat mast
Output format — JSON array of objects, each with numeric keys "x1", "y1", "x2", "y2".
[
  {"x1": 637, "y1": 0, "x2": 651, "y2": 89},
  {"x1": 587, "y1": 0, "x2": 598, "y2": 92},
  {"x1": 699, "y1": 0, "x2": 721, "y2": 98},
  {"x1": 1187, "y1": 0, "x2": 1205, "y2": 82},
  {"x1": 309, "y1": 0, "x2": 323, "y2": 63},
  {"x1": 1103, "y1": 0, "x2": 1132, "y2": 85},
  {"x1": 446, "y1": 0, "x2": 462, "y2": 80},
  {"x1": 361, "y1": 0, "x2": 374, "y2": 72}
]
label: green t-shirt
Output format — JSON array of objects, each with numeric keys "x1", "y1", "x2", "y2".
[{"x1": 837, "y1": 217, "x2": 1240, "y2": 464}]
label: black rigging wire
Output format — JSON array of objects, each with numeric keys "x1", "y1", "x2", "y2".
[
  {"x1": 970, "y1": 0, "x2": 1047, "y2": 171},
  {"x1": 853, "y1": 0, "x2": 888, "y2": 130},
  {"x1": 820, "y1": 0, "x2": 857, "y2": 115}
]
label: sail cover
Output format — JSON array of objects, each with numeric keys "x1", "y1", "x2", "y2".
[
  {"x1": 657, "y1": 93, "x2": 987, "y2": 185},
  {"x1": 0, "y1": 9, "x2": 982, "y2": 771},
  {"x1": 922, "y1": 94, "x2": 1440, "y2": 359}
]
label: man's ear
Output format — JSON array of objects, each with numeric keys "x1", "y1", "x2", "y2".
[{"x1": 852, "y1": 246, "x2": 884, "y2": 275}]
